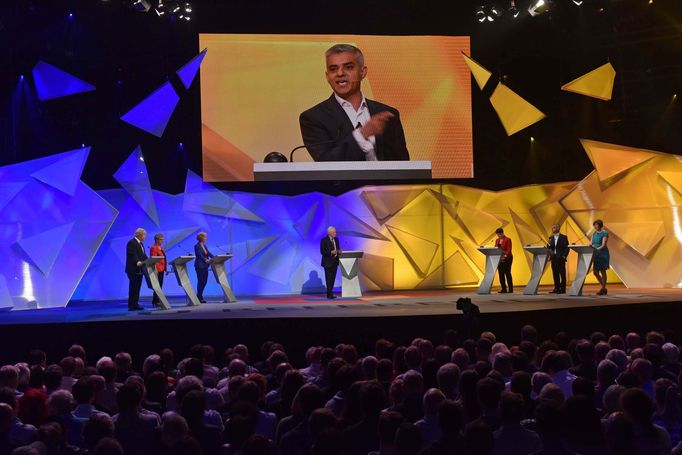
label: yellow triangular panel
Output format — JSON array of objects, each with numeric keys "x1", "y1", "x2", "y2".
[
  {"x1": 561, "y1": 62, "x2": 616, "y2": 101},
  {"x1": 509, "y1": 209, "x2": 544, "y2": 246},
  {"x1": 580, "y1": 139, "x2": 659, "y2": 182},
  {"x1": 607, "y1": 221, "x2": 665, "y2": 257},
  {"x1": 386, "y1": 225, "x2": 439, "y2": 277},
  {"x1": 462, "y1": 53, "x2": 492, "y2": 91},
  {"x1": 489, "y1": 83, "x2": 546, "y2": 136},
  {"x1": 658, "y1": 171, "x2": 682, "y2": 196}
]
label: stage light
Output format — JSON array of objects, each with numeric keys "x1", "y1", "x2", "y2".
[
  {"x1": 530, "y1": 136, "x2": 535, "y2": 142},
  {"x1": 674, "y1": 94, "x2": 678, "y2": 101},
  {"x1": 528, "y1": 0, "x2": 550, "y2": 16},
  {"x1": 509, "y1": 1, "x2": 520, "y2": 18},
  {"x1": 572, "y1": 0, "x2": 583, "y2": 5},
  {"x1": 68, "y1": 12, "x2": 74, "y2": 18},
  {"x1": 131, "y1": 0, "x2": 151, "y2": 13},
  {"x1": 19, "y1": 74, "x2": 24, "y2": 80},
  {"x1": 475, "y1": 6, "x2": 486, "y2": 22}
]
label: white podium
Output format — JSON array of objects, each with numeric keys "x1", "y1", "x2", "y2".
[
  {"x1": 338, "y1": 251, "x2": 364, "y2": 298},
  {"x1": 169, "y1": 255, "x2": 201, "y2": 306},
  {"x1": 567, "y1": 245, "x2": 595, "y2": 296},
  {"x1": 142, "y1": 256, "x2": 170, "y2": 310},
  {"x1": 210, "y1": 254, "x2": 237, "y2": 303},
  {"x1": 523, "y1": 246, "x2": 551, "y2": 295},
  {"x1": 477, "y1": 247, "x2": 504, "y2": 295},
  {"x1": 253, "y1": 161, "x2": 432, "y2": 181}
]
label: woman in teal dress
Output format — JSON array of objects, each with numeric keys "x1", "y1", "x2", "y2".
[{"x1": 591, "y1": 219, "x2": 609, "y2": 295}]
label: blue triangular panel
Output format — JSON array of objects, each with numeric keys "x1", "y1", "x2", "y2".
[
  {"x1": 182, "y1": 170, "x2": 263, "y2": 221},
  {"x1": 15, "y1": 222, "x2": 74, "y2": 276},
  {"x1": 162, "y1": 226, "x2": 201, "y2": 251},
  {"x1": 30, "y1": 146, "x2": 90, "y2": 196},
  {"x1": 120, "y1": 81, "x2": 180, "y2": 138},
  {"x1": 0, "y1": 182, "x2": 27, "y2": 212},
  {"x1": 182, "y1": 170, "x2": 233, "y2": 216},
  {"x1": 176, "y1": 48, "x2": 207, "y2": 90},
  {"x1": 32, "y1": 61, "x2": 96, "y2": 101},
  {"x1": 294, "y1": 202, "x2": 318, "y2": 238},
  {"x1": 113, "y1": 145, "x2": 161, "y2": 226},
  {"x1": 0, "y1": 275, "x2": 12, "y2": 309}
]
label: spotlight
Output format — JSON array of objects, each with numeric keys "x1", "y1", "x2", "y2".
[
  {"x1": 68, "y1": 12, "x2": 74, "y2": 18},
  {"x1": 528, "y1": 0, "x2": 550, "y2": 16},
  {"x1": 572, "y1": 0, "x2": 583, "y2": 5},
  {"x1": 475, "y1": 6, "x2": 486, "y2": 22},
  {"x1": 509, "y1": 1, "x2": 520, "y2": 18},
  {"x1": 131, "y1": 0, "x2": 151, "y2": 12},
  {"x1": 530, "y1": 136, "x2": 535, "y2": 142},
  {"x1": 19, "y1": 74, "x2": 24, "y2": 80},
  {"x1": 487, "y1": 5, "x2": 502, "y2": 21}
]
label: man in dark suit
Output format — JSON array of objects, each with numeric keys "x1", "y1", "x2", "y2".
[
  {"x1": 125, "y1": 228, "x2": 148, "y2": 311},
  {"x1": 320, "y1": 226, "x2": 341, "y2": 299},
  {"x1": 299, "y1": 44, "x2": 409, "y2": 162},
  {"x1": 547, "y1": 223, "x2": 569, "y2": 294}
]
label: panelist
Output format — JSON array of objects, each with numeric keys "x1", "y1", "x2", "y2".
[
  {"x1": 149, "y1": 233, "x2": 167, "y2": 308},
  {"x1": 194, "y1": 232, "x2": 214, "y2": 303},
  {"x1": 299, "y1": 44, "x2": 410, "y2": 162},
  {"x1": 320, "y1": 226, "x2": 341, "y2": 299},
  {"x1": 591, "y1": 219, "x2": 610, "y2": 296},
  {"x1": 494, "y1": 228, "x2": 513, "y2": 293},
  {"x1": 125, "y1": 228, "x2": 148, "y2": 311},
  {"x1": 547, "y1": 224, "x2": 569, "y2": 294}
]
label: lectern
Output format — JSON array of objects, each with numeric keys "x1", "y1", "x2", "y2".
[
  {"x1": 142, "y1": 256, "x2": 170, "y2": 310},
  {"x1": 169, "y1": 255, "x2": 201, "y2": 306},
  {"x1": 523, "y1": 246, "x2": 551, "y2": 295},
  {"x1": 567, "y1": 245, "x2": 595, "y2": 296},
  {"x1": 210, "y1": 254, "x2": 236, "y2": 303},
  {"x1": 338, "y1": 251, "x2": 364, "y2": 298},
  {"x1": 476, "y1": 247, "x2": 504, "y2": 295}
]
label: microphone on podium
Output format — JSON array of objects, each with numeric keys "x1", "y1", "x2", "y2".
[{"x1": 289, "y1": 122, "x2": 344, "y2": 162}]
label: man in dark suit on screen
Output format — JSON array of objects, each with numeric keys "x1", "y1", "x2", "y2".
[
  {"x1": 299, "y1": 44, "x2": 409, "y2": 162},
  {"x1": 125, "y1": 228, "x2": 148, "y2": 311},
  {"x1": 548, "y1": 223, "x2": 570, "y2": 294},
  {"x1": 320, "y1": 226, "x2": 341, "y2": 299}
]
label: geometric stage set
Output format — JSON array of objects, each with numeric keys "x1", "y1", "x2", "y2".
[{"x1": 1, "y1": 139, "x2": 682, "y2": 311}]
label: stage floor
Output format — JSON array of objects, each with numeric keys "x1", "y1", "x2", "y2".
[{"x1": 2, "y1": 285, "x2": 680, "y2": 326}]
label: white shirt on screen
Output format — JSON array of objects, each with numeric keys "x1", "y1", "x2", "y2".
[
  {"x1": 552, "y1": 234, "x2": 559, "y2": 252},
  {"x1": 334, "y1": 93, "x2": 377, "y2": 161}
]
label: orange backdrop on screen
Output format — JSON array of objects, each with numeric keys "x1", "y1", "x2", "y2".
[{"x1": 199, "y1": 34, "x2": 473, "y2": 181}]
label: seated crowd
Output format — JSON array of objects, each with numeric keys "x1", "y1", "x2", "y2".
[{"x1": 1, "y1": 326, "x2": 682, "y2": 454}]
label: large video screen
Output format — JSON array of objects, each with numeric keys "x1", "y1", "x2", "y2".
[{"x1": 199, "y1": 34, "x2": 473, "y2": 181}]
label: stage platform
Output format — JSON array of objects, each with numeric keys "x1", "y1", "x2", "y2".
[
  {"x1": 0, "y1": 285, "x2": 680, "y2": 366},
  {"x1": 0, "y1": 285, "x2": 680, "y2": 325}
]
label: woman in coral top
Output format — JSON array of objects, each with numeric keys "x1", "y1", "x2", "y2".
[
  {"x1": 149, "y1": 233, "x2": 167, "y2": 307},
  {"x1": 494, "y1": 227, "x2": 513, "y2": 293}
]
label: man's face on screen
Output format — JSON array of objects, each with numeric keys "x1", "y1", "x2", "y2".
[{"x1": 325, "y1": 52, "x2": 366, "y2": 99}]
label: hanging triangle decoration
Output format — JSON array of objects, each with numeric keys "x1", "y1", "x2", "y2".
[
  {"x1": 177, "y1": 48, "x2": 208, "y2": 90},
  {"x1": 561, "y1": 62, "x2": 616, "y2": 101},
  {"x1": 113, "y1": 145, "x2": 161, "y2": 226},
  {"x1": 30, "y1": 146, "x2": 90, "y2": 196},
  {"x1": 120, "y1": 81, "x2": 180, "y2": 138},
  {"x1": 489, "y1": 82, "x2": 546, "y2": 136},
  {"x1": 462, "y1": 53, "x2": 492, "y2": 91},
  {"x1": 32, "y1": 61, "x2": 96, "y2": 101}
]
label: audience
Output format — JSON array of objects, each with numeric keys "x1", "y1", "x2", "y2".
[{"x1": 0, "y1": 325, "x2": 681, "y2": 454}]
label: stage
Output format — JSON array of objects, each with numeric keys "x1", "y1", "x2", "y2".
[
  {"x1": 1, "y1": 285, "x2": 681, "y2": 367},
  {"x1": 0, "y1": 285, "x2": 680, "y2": 325}
]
